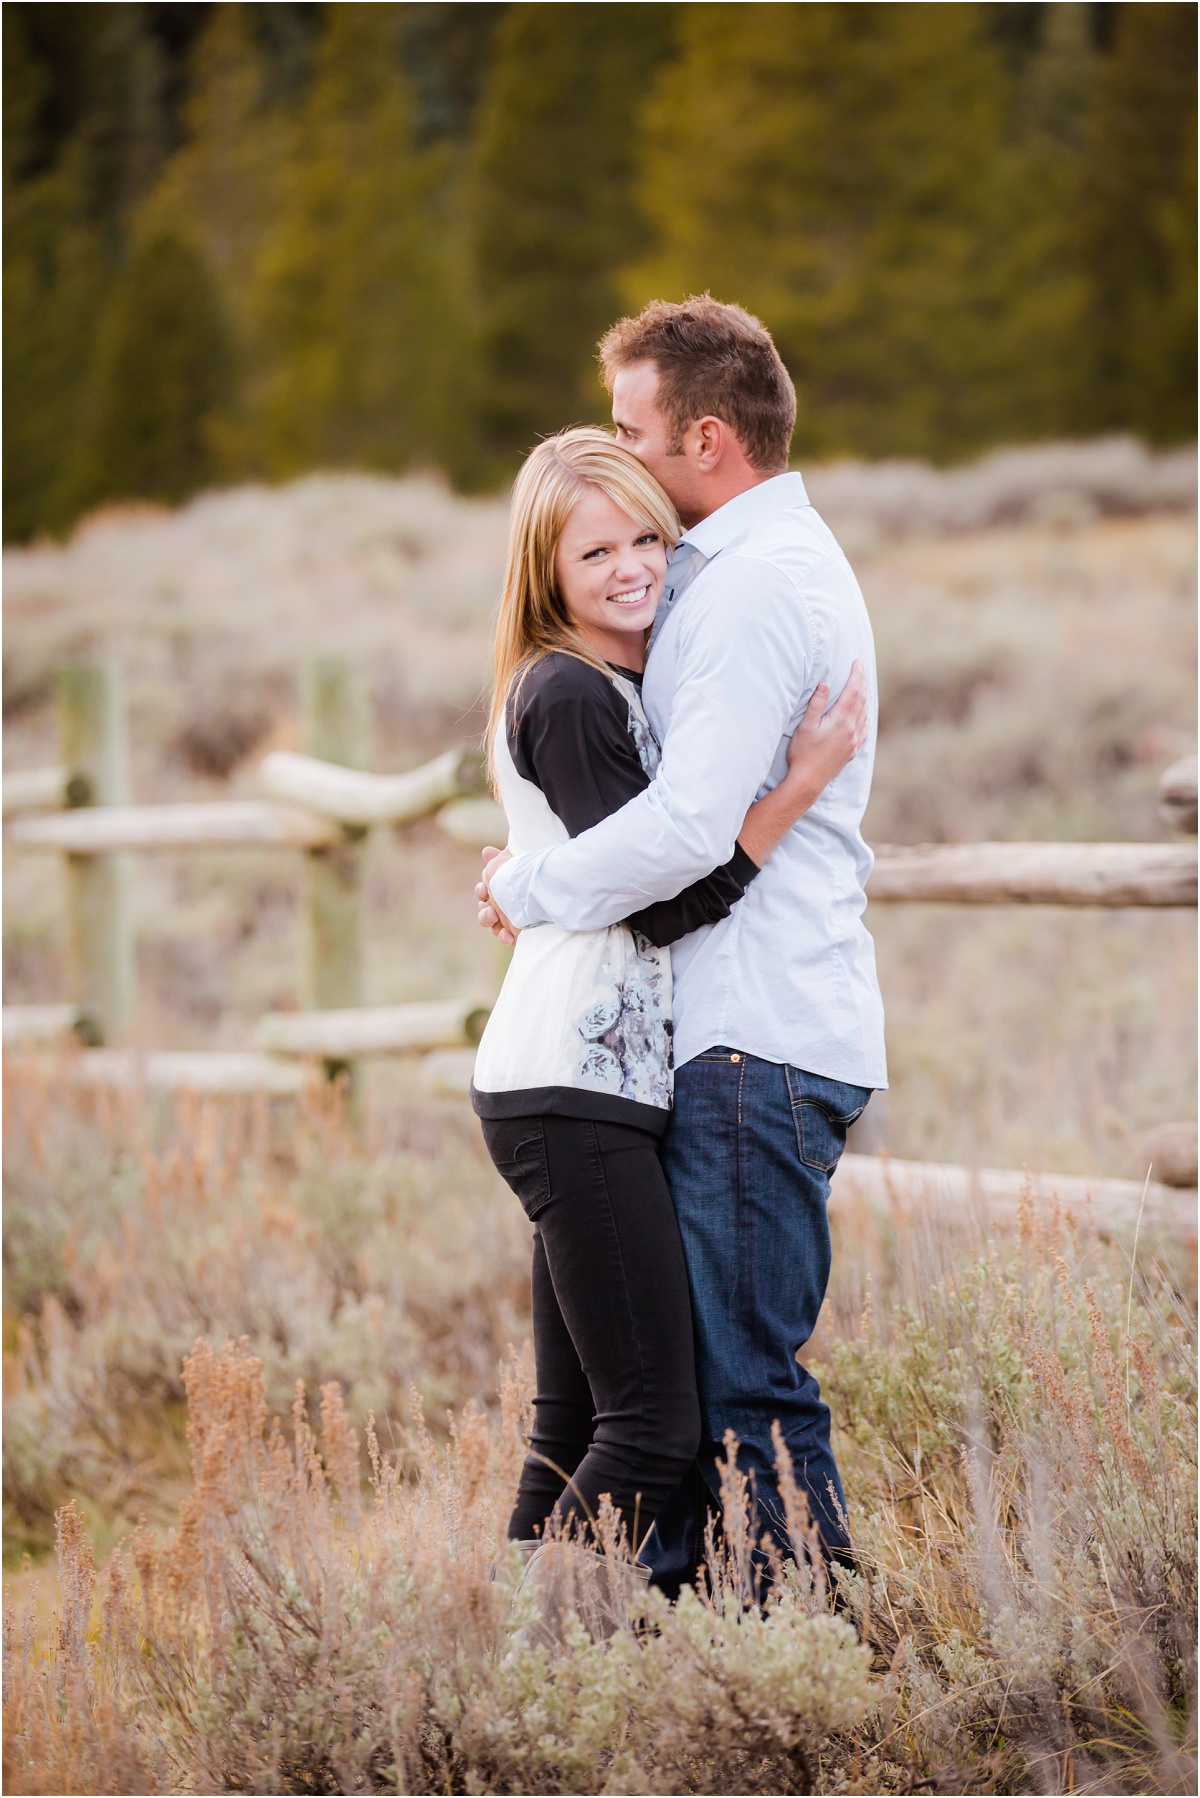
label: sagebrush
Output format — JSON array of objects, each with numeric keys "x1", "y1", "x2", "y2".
[{"x1": 4, "y1": 1072, "x2": 1195, "y2": 1795}]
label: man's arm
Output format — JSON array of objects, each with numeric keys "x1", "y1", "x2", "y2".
[{"x1": 489, "y1": 557, "x2": 815, "y2": 933}]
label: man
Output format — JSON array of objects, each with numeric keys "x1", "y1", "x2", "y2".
[{"x1": 480, "y1": 296, "x2": 886, "y2": 1587}]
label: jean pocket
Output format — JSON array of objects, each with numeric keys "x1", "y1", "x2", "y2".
[
  {"x1": 481, "y1": 1118, "x2": 552, "y2": 1220},
  {"x1": 785, "y1": 1070, "x2": 869, "y2": 1173}
]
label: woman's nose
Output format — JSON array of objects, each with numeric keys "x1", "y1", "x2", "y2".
[{"x1": 613, "y1": 548, "x2": 649, "y2": 583}]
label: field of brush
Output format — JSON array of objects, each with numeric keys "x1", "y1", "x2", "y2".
[{"x1": 3, "y1": 441, "x2": 1197, "y2": 1793}]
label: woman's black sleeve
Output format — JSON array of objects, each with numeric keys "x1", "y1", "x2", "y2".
[
  {"x1": 626, "y1": 842, "x2": 760, "y2": 947},
  {"x1": 511, "y1": 657, "x2": 760, "y2": 949},
  {"x1": 510, "y1": 661, "x2": 649, "y2": 835}
]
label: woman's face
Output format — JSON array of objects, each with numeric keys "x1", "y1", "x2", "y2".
[{"x1": 554, "y1": 484, "x2": 667, "y2": 666}]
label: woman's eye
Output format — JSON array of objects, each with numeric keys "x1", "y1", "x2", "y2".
[
  {"x1": 582, "y1": 547, "x2": 607, "y2": 561},
  {"x1": 635, "y1": 533, "x2": 659, "y2": 546}
]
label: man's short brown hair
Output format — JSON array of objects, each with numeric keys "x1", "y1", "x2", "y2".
[{"x1": 599, "y1": 295, "x2": 796, "y2": 473}]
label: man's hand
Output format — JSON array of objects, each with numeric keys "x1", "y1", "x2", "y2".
[
  {"x1": 475, "y1": 847, "x2": 519, "y2": 946},
  {"x1": 784, "y1": 660, "x2": 868, "y2": 789}
]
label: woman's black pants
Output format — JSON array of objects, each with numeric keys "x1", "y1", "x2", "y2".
[{"x1": 481, "y1": 1113, "x2": 701, "y2": 1553}]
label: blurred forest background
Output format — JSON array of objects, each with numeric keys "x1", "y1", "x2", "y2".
[{"x1": 5, "y1": 0, "x2": 1197, "y2": 542}]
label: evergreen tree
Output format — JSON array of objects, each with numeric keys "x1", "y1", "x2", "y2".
[
  {"x1": 69, "y1": 228, "x2": 236, "y2": 508},
  {"x1": 135, "y1": 4, "x2": 291, "y2": 476},
  {"x1": 401, "y1": 2, "x2": 509, "y2": 147},
  {"x1": 1076, "y1": 2, "x2": 1197, "y2": 442},
  {"x1": 627, "y1": 2, "x2": 1029, "y2": 463},
  {"x1": 467, "y1": 2, "x2": 674, "y2": 467},
  {"x1": 139, "y1": 5, "x2": 286, "y2": 341},
  {"x1": 4, "y1": 98, "x2": 112, "y2": 533},
  {"x1": 1019, "y1": 0, "x2": 1097, "y2": 153},
  {"x1": 3, "y1": 2, "x2": 185, "y2": 537},
  {"x1": 251, "y1": 3, "x2": 468, "y2": 480},
  {"x1": 979, "y1": 1, "x2": 1097, "y2": 442}
]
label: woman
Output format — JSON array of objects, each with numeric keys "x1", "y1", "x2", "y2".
[{"x1": 472, "y1": 429, "x2": 866, "y2": 1562}]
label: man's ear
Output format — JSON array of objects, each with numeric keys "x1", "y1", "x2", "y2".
[{"x1": 692, "y1": 415, "x2": 726, "y2": 471}]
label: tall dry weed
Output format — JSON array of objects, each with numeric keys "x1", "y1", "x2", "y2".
[{"x1": 3, "y1": 1502, "x2": 168, "y2": 1794}]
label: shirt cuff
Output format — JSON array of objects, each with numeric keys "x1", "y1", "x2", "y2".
[
  {"x1": 488, "y1": 851, "x2": 551, "y2": 931},
  {"x1": 729, "y1": 840, "x2": 761, "y2": 881}
]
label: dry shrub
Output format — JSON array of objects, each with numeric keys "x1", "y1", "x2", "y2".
[
  {"x1": 4, "y1": 1200, "x2": 1195, "y2": 1794},
  {"x1": 821, "y1": 1191, "x2": 1197, "y2": 1792},
  {"x1": 5, "y1": 1340, "x2": 870, "y2": 1796},
  {"x1": 4, "y1": 1065, "x2": 1195, "y2": 1793},
  {"x1": 2, "y1": 1055, "x2": 529, "y2": 1557},
  {"x1": 806, "y1": 437, "x2": 1196, "y2": 543}
]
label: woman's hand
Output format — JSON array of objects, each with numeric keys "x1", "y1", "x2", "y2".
[
  {"x1": 476, "y1": 847, "x2": 519, "y2": 945},
  {"x1": 735, "y1": 662, "x2": 869, "y2": 868},
  {"x1": 783, "y1": 660, "x2": 869, "y2": 797}
]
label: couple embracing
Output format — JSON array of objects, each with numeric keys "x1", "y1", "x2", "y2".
[{"x1": 471, "y1": 297, "x2": 887, "y2": 1604}]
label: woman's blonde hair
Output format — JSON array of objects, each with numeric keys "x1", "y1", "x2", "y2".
[{"x1": 488, "y1": 428, "x2": 679, "y2": 782}]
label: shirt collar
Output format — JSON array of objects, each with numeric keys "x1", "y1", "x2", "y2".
[{"x1": 674, "y1": 470, "x2": 810, "y2": 562}]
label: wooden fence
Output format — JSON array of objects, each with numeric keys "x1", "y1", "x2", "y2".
[
  {"x1": 4, "y1": 661, "x2": 1196, "y2": 1228},
  {"x1": 3, "y1": 657, "x2": 500, "y2": 1049}
]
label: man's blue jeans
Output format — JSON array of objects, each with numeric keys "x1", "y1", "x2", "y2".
[{"x1": 642, "y1": 1047, "x2": 870, "y2": 1589}]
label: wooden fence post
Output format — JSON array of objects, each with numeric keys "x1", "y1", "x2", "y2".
[
  {"x1": 58, "y1": 663, "x2": 134, "y2": 1044},
  {"x1": 303, "y1": 658, "x2": 366, "y2": 1035}
]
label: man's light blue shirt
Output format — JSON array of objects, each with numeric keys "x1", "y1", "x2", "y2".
[{"x1": 489, "y1": 471, "x2": 888, "y2": 1089}]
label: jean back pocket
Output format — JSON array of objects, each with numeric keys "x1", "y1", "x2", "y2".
[
  {"x1": 481, "y1": 1117, "x2": 552, "y2": 1220},
  {"x1": 785, "y1": 1069, "x2": 870, "y2": 1173}
]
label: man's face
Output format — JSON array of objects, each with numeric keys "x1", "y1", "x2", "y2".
[{"x1": 611, "y1": 362, "x2": 705, "y2": 526}]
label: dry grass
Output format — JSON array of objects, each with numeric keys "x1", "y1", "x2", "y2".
[{"x1": 3, "y1": 1068, "x2": 1195, "y2": 1794}]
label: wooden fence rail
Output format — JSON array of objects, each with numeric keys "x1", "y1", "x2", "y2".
[
  {"x1": 7, "y1": 799, "x2": 340, "y2": 853},
  {"x1": 830, "y1": 1154, "x2": 1194, "y2": 1244},
  {"x1": 2, "y1": 766, "x2": 68, "y2": 816},
  {"x1": 4, "y1": 660, "x2": 1195, "y2": 1061},
  {"x1": 260, "y1": 746, "x2": 486, "y2": 827},
  {"x1": 2, "y1": 996, "x2": 491, "y2": 1061},
  {"x1": 867, "y1": 840, "x2": 1196, "y2": 907},
  {"x1": 255, "y1": 997, "x2": 491, "y2": 1058},
  {"x1": 72, "y1": 1048, "x2": 305, "y2": 1095},
  {"x1": 11, "y1": 811, "x2": 1195, "y2": 908}
]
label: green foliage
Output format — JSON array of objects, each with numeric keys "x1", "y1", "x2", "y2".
[
  {"x1": 2, "y1": 1, "x2": 1195, "y2": 538},
  {"x1": 2, "y1": 0, "x2": 187, "y2": 537},
  {"x1": 251, "y1": 2, "x2": 470, "y2": 482},
  {"x1": 466, "y1": 3, "x2": 674, "y2": 468},
  {"x1": 138, "y1": 4, "x2": 285, "y2": 344},
  {"x1": 631, "y1": 4, "x2": 1047, "y2": 461},
  {"x1": 1076, "y1": 1, "x2": 1198, "y2": 442},
  {"x1": 3, "y1": 145, "x2": 114, "y2": 538},
  {"x1": 69, "y1": 229, "x2": 236, "y2": 510},
  {"x1": 131, "y1": 4, "x2": 291, "y2": 480},
  {"x1": 400, "y1": 1, "x2": 509, "y2": 147}
]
